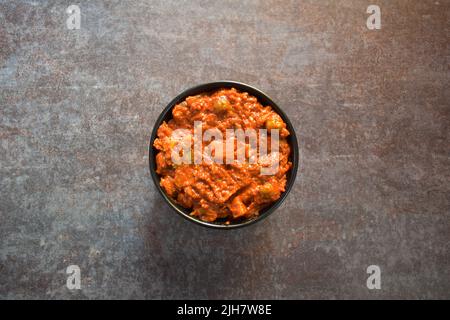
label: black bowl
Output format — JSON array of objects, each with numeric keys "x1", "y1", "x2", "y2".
[{"x1": 149, "y1": 81, "x2": 299, "y2": 229}]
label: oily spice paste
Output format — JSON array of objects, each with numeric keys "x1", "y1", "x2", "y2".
[{"x1": 153, "y1": 88, "x2": 292, "y2": 223}]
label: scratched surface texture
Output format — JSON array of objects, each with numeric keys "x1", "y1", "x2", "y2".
[{"x1": 1, "y1": 0, "x2": 449, "y2": 299}]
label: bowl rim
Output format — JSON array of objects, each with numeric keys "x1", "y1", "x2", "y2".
[{"x1": 148, "y1": 81, "x2": 299, "y2": 229}]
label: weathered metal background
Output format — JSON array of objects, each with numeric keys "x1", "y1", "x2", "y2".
[{"x1": 0, "y1": 0, "x2": 449, "y2": 299}]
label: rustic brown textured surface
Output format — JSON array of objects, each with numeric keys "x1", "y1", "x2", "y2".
[{"x1": 0, "y1": 0, "x2": 449, "y2": 299}]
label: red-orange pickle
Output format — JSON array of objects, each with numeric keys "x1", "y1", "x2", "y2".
[{"x1": 153, "y1": 88, "x2": 292, "y2": 223}]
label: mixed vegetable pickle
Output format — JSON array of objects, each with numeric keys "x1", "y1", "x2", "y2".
[{"x1": 153, "y1": 88, "x2": 292, "y2": 223}]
